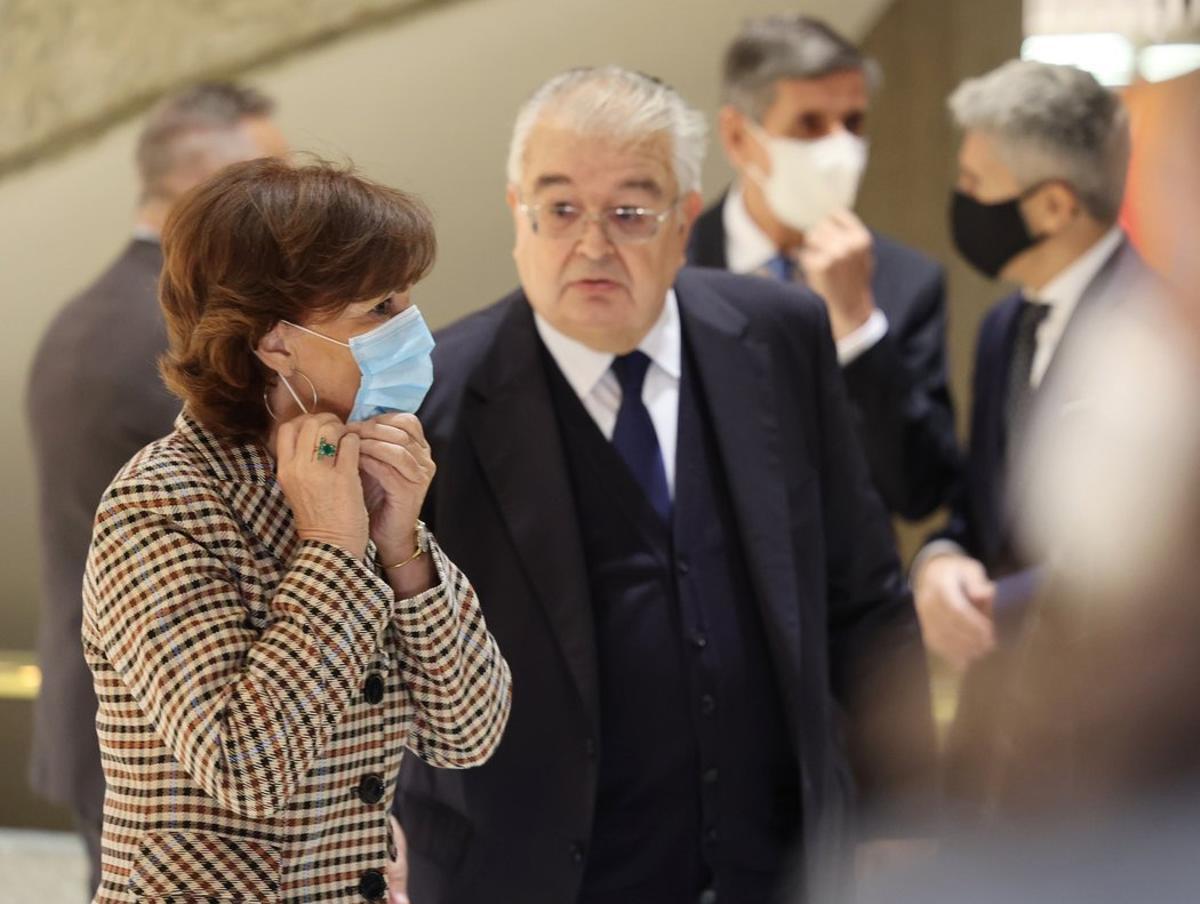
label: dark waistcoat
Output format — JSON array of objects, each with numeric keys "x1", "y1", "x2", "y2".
[{"x1": 542, "y1": 334, "x2": 800, "y2": 904}]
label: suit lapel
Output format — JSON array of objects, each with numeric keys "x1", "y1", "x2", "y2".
[
  {"x1": 687, "y1": 195, "x2": 730, "y2": 269},
  {"x1": 674, "y1": 271, "x2": 805, "y2": 731},
  {"x1": 972, "y1": 293, "x2": 1023, "y2": 563},
  {"x1": 462, "y1": 297, "x2": 599, "y2": 731},
  {"x1": 1041, "y1": 235, "x2": 1141, "y2": 391}
]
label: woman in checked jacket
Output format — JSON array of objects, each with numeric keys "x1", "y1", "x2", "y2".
[{"x1": 82, "y1": 158, "x2": 511, "y2": 903}]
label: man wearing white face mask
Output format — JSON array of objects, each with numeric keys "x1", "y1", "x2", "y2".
[{"x1": 689, "y1": 14, "x2": 960, "y2": 523}]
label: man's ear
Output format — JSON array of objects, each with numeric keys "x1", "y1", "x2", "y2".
[
  {"x1": 1045, "y1": 181, "x2": 1084, "y2": 228},
  {"x1": 506, "y1": 182, "x2": 527, "y2": 259},
  {"x1": 679, "y1": 190, "x2": 704, "y2": 234},
  {"x1": 1026, "y1": 181, "x2": 1083, "y2": 236},
  {"x1": 253, "y1": 321, "x2": 295, "y2": 377},
  {"x1": 718, "y1": 105, "x2": 756, "y2": 173}
]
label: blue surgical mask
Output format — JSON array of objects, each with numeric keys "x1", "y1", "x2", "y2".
[{"x1": 284, "y1": 305, "x2": 436, "y2": 422}]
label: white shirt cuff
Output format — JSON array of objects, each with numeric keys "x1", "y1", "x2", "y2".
[
  {"x1": 909, "y1": 539, "x2": 968, "y2": 587},
  {"x1": 836, "y1": 308, "x2": 888, "y2": 366}
]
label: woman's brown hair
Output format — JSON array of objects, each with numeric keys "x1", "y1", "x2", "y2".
[{"x1": 159, "y1": 156, "x2": 436, "y2": 439}]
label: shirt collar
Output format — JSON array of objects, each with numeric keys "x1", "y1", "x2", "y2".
[
  {"x1": 533, "y1": 289, "x2": 682, "y2": 399},
  {"x1": 131, "y1": 224, "x2": 161, "y2": 244},
  {"x1": 723, "y1": 184, "x2": 783, "y2": 275},
  {"x1": 1027, "y1": 226, "x2": 1125, "y2": 313}
]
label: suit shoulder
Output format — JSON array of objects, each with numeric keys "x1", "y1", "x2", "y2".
[
  {"x1": 423, "y1": 291, "x2": 525, "y2": 419},
  {"x1": 29, "y1": 247, "x2": 163, "y2": 384},
  {"x1": 874, "y1": 233, "x2": 944, "y2": 296},
  {"x1": 431, "y1": 293, "x2": 521, "y2": 370},
  {"x1": 871, "y1": 232, "x2": 941, "y2": 274},
  {"x1": 100, "y1": 433, "x2": 224, "y2": 519},
  {"x1": 679, "y1": 266, "x2": 830, "y2": 337}
]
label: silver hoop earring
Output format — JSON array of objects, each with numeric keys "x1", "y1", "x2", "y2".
[{"x1": 264, "y1": 370, "x2": 319, "y2": 421}]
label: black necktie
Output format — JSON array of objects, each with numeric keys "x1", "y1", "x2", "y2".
[
  {"x1": 610, "y1": 351, "x2": 671, "y2": 522},
  {"x1": 1005, "y1": 299, "x2": 1052, "y2": 453}
]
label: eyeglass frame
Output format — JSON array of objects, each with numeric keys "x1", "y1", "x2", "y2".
[{"x1": 517, "y1": 196, "x2": 682, "y2": 246}]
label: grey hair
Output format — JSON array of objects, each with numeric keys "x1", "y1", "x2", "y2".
[
  {"x1": 136, "y1": 81, "x2": 276, "y2": 202},
  {"x1": 722, "y1": 14, "x2": 883, "y2": 121},
  {"x1": 949, "y1": 60, "x2": 1131, "y2": 223},
  {"x1": 506, "y1": 66, "x2": 709, "y2": 194}
]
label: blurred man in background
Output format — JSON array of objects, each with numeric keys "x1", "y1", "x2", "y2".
[
  {"x1": 25, "y1": 81, "x2": 285, "y2": 896},
  {"x1": 913, "y1": 60, "x2": 1144, "y2": 670},
  {"x1": 911, "y1": 60, "x2": 1153, "y2": 815},
  {"x1": 690, "y1": 14, "x2": 959, "y2": 523},
  {"x1": 851, "y1": 80, "x2": 1200, "y2": 902}
]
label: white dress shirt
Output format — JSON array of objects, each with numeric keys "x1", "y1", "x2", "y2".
[
  {"x1": 534, "y1": 290, "x2": 681, "y2": 496},
  {"x1": 722, "y1": 184, "x2": 888, "y2": 365},
  {"x1": 1025, "y1": 225, "x2": 1124, "y2": 388}
]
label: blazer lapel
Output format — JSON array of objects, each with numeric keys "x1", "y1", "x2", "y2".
[
  {"x1": 1041, "y1": 234, "x2": 1142, "y2": 391},
  {"x1": 687, "y1": 194, "x2": 731, "y2": 269},
  {"x1": 674, "y1": 270, "x2": 805, "y2": 733},
  {"x1": 462, "y1": 297, "x2": 599, "y2": 731}
]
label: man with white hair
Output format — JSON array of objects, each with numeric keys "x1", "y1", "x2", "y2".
[
  {"x1": 25, "y1": 81, "x2": 286, "y2": 897},
  {"x1": 395, "y1": 66, "x2": 933, "y2": 904},
  {"x1": 912, "y1": 60, "x2": 1149, "y2": 672}
]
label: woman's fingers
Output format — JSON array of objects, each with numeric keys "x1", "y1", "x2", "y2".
[
  {"x1": 359, "y1": 438, "x2": 430, "y2": 485},
  {"x1": 294, "y1": 413, "x2": 346, "y2": 466},
  {"x1": 347, "y1": 418, "x2": 430, "y2": 455},
  {"x1": 334, "y1": 431, "x2": 361, "y2": 473}
]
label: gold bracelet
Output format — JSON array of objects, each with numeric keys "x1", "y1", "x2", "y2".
[
  {"x1": 384, "y1": 546, "x2": 424, "y2": 570},
  {"x1": 383, "y1": 524, "x2": 425, "y2": 570}
]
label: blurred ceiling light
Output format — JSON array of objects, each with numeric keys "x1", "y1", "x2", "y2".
[
  {"x1": 1021, "y1": 33, "x2": 1137, "y2": 86},
  {"x1": 1139, "y1": 43, "x2": 1200, "y2": 82}
]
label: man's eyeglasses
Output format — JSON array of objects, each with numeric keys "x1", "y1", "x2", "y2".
[{"x1": 519, "y1": 199, "x2": 678, "y2": 245}]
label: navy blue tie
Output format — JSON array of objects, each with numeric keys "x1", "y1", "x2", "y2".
[
  {"x1": 610, "y1": 351, "x2": 671, "y2": 522},
  {"x1": 763, "y1": 252, "x2": 796, "y2": 282}
]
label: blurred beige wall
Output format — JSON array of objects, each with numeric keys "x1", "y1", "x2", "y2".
[
  {"x1": 0, "y1": 0, "x2": 430, "y2": 175},
  {"x1": 1, "y1": 0, "x2": 892, "y2": 651}
]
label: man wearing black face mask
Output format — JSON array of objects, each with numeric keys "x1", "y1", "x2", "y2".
[{"x1": 909, "y1": 60, "x2": 1156, "y2": 813}]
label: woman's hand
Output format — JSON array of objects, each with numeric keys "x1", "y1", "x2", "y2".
[
  {"x1": 344, "y1": 413, "x2": 436, "y2": 566},
  {"x1": 274, "y1": 413, "x2": 369, "y2": 560}
]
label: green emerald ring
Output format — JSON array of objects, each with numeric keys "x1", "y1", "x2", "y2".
[{"x1": 315, "y1": 437, "x2": 338, "y2": 459}]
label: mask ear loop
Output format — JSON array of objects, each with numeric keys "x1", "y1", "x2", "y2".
[
  {"x1": 264, "y1": 370, "x2": 319, "y2": 421},
  {"x1": 741, "y1": 117, "x2": 773, "y2": 187}
]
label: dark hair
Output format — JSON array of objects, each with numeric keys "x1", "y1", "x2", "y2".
[
  {"x1": 136, "y1": 81, "x2": 276, "y2": 200},
  {"x1": 722, "y1": 14, "x2": 881, "y2": 120},
  {"x1": 158, "y1": 157, "x2": 436, "y2": 440}
]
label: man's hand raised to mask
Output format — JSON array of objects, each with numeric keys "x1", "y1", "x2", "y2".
[{"x1": 797, "y1": 209, "x2": 877, "y2": 342}]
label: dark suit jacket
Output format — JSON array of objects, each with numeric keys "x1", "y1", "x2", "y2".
[
  {"x1": 26, "y1": 239, "x2": 179, "y2": 824},
  {"x1": 688, "y1": 196, "x2": 960, "y2": 521},
  {"x1": 937, "y1": 236, "x2": 1152, "y2": 572},
  {"x1": 396, "y1": 267, "x2": 935, "y2": 903}
]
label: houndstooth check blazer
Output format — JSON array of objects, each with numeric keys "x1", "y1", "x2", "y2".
[{"x1": 81, "y1": 412, "x2": 512, "y2": 903}]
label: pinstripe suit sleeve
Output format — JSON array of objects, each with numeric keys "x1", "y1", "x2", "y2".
[
  {"x1": 392, "y1": 537, "x2": 512, "y2": 768},
  {"x1": 84, "y1": 476, "x2": 395, "y2": 820}
]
